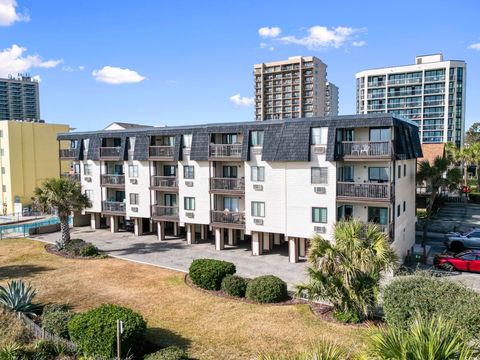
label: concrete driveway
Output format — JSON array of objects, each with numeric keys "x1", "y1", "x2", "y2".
[{"x1": 33, "y1": 227, "x2": 309, "y2": 289}]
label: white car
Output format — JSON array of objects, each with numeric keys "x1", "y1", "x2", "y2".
[{"x1": 445, "y1": 228, "x2": 480, "y2": 252}]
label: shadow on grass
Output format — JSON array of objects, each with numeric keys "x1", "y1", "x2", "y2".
[
  {"x1": 143, "y1": 327, "x2": 192, "y2": 354},
  {"x1": 0, "y1": 264, "x2": 53, "y2": 280}
]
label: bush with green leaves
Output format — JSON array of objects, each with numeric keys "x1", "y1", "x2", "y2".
[
  {"x1": 79, "y1": 243, "x2": 99, "y2": 257},
  {"x1": 245, "y1": 275, "x2": 288, "y2": 303},
  {"x1": 0, "y1": 343, "x2": 30, "y2": 360},
  {"x1": 258, "y1": 339, "x2": 349, "y2": 360},
  {"x1": 383, "y1": 274, "x2": 480, "y2": 337},
  {"x1": 63, "y1": 238, "x2": 99, "y2": 257},
  {"x1": 68, "y1": 304, "x2": 146, "y2": 359},
  {"x1": 144, "y1": 346, "x2": 189, "y2": 360},
  {"x1": 221, "y1": 275, "x2": 248, "y2": 297},
  {"x1": 33, "y1": 340, "x2": 60, "y2": 360},
  {"x1": 188, "y1": 259, "x2": 236, "y2": 290},
  {"x1": 42, "y1": 304, "x2": 74, "y2": 339},
  {"x1": 0, "y1": 280, "x2": 41, "y2": 315}
]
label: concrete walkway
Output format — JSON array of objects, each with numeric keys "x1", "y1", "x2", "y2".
[{"x1": 32, "y1": 227, "x2": 309, "y2": 289}]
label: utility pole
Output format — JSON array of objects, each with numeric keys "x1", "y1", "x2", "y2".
[{"x1": 116, "y1": 320, "x2": 123, "y2": 359}]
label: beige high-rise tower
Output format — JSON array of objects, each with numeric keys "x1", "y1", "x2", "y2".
[{"x1": 253, "y1": 56, "x2": 338, "y2": 121}]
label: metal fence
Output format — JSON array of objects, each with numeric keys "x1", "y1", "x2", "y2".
[{"x1": 0, "y1": 217, "x2": 66, "y2": 239}]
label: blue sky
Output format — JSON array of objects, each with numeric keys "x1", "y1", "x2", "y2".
[{"x1": 0, "y1": 0, "x2": 479, "y2": 131}]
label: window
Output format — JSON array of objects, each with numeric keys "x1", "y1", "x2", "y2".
[
  {"x1": 222, "y1": 166, "x2": 237, "y2": 178},
  {"x1": 397, "y1": 204, "x2": 401, "y2": 217},
  {"x1": 1, "y1": 167, "x2": 5, "y2": 175},
  {"x1": 0, "y1": 149, "x2": 4, "y2": 156},
  {"x1": 398, "y1": 165, "x2": 401, "y2": 179},
  {"x1": 369, "y1": 128, "x2": 391, "y2": 141},
  {"x1": 84, "y1": 164, "x2": 92, "y2": 176},
  {"x1": 129, "y1": 193, "x2": 139, "y2": 205},
  {"x1": 251, "y1": 201, "x2": 265, "y2": 217},
  {"x1": 184, "y1": 197, "x2": 195, "y2": 210},
  {"x1": 368, "y1": 167, "x2": 389, "y2": 182},
  {"x1": 222, "y1": 134, "x2": 238, "y2": 144},
  {"x1": 183, "y1": 134, "x2": 192, "y2": 148},
  {"x1": 338, "y1": 166, "x2": 353, "y2": 182},
  {"x1": 184, "y1": 165, "x2": 194, "y2": 179},
  {"x1": 2, "y1": 185, "x2": 5, "y2": 192},
  {"x1": 223, "y1": 197, "x2": 240, "y2": 211},
  {"x1": 251, "y1": 166, "x2": 265, "y2": 182},
  {"x1": 403, "y1": 201, "x2": 406, "y2": 212},
  {"x1": 163, "y1": 165, "x2": 176, "y2": 177},
  {"x1": 312, "y1": 207, "x2": 327, "y2": 223},
  {"x1": 337, "y1": 205, "x2": 353, "y2": 221},
  {"x1": 368, "y1": 207, "x2": 388, "y2": 225},
  {"x1": 251, "y1": 131, "x2": 264, "y2": 146},
  {"x1": 404, "y1": 164, "x2": 407, "y2": 177},
  {"x1": 85, "y1": 190, "x2": 93, "y2": 202},
  {"x1": 311, "y1": 127, "x2": 328, "y2": 145},
  {"x1": 460, "y1": 253, "x2": 477, "y2": 261},
  {"x1": 0, "y1": 130, "x2": 3, "y2": 138},
  {"x1": 128, "y1": 165, "x2": 138, "y2": 178},
  {"x1": 311, "y1": 167, "x2": 328, "y2": 184}
]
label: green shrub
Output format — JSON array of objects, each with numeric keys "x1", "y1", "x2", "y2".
[
  {"x1": 188, "y1": 259, "x2": 236, "y2": 290},
  {"x1": 332, "y1": 310, "x2": 360, "y2": 324},
  {"x1": 33, "y1": 340, "x2": 59, "y2": 360},
  {"x1": 42, "y1": 304, "x2": 74, "y2": 339},
  {"x1": 68, "y1": 304, "x2": 146, "y2": 359},
  {"x1": 470, "y1": 192, "x2": 480, "y2": 204},
  {"x1": 0, "y1": 280, "x2": 41, "y2": 315},
  {"x1": 64, "y1": 239, "x2": 87, "y2": 256},
  {"x1": 245, "y1": 275, "x2": 288, "y2": 303},
  {"x1": 0, "y1": 343, "x2": 30, "y2": 360},
  {"x1": 79, "y1": 243, "x2": 98, "y2": 257},
  {"x1": 144, "y1": 346, "x2": 189, "y2": 360},
  {"x1": 221, "y1": 275, "x2": 247, "y2": 297},
  {"x1": 383, "y1": 274, "x2": 480, "y2": 337}
]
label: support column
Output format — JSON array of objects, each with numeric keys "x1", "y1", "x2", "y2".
[
  {"x1": 200, "y1": 225, "x2": 206, "y2": 240},
  {"x1": 110, "y1": 216, "x2": 118, "y2": 233},
  {"x1": 288, "y1": 237, "x2": 299, "y2": 263},
  {"x1": 173, "y1": 222, "x2": 179, "y2": 236},
  {"x1": 186, "y1": 224, "x2": 192, "y2": 245},
  {"x1": 90, "y1": 213, "x2": 100, "y2": 230},
  {"x1": 157, "y1": 221, "x2": 165, "y2": 241},
  {"x1": 252, "y1": 232, "x2": 262, "y2": 256},
  {"x1": 299, "y1": 238, "x2": 306, "y2": 257},
  {"x1": 227, "y1": 228, "x2": 234, "y2": 246},
  {"x1": 215, "y1": 228, "x2": 224, "y2": 251},
  {"x1": 134, "y1": 218, "x2": 143, "y2": 236},
  {"x1": 240, "y1": 230, "x2": 245, "y2": 241},
  {"x1": 274, "y1": 233, "x2": 281, "y2": 245},
  {"x1": 262, "y1": 232, "x2": 271, "y2": 251}
]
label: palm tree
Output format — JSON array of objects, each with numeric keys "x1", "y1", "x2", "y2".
[
  {"x1": 296, "y1": 220, "x2": 397, "y2": 322},
  {"x1": 33, "y1": 177, "x2": 90, "y2": 244},
  {"x1": 469, "y1": 142, "x2": 480, "y2": 189},
  {"x1": 445, "y1": 143, "x2": 475, "y2": 187}
]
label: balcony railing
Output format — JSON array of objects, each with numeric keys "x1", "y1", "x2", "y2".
[
  {"x1": 337, "y1": 182, "x2": 392, "y2": 200},
  {"x1": 337, "y1": 141, "x2": 392, "y2": 158},
  {"x1": 149, "y1": 146, "x2": 175, "y2": 159},
  {"x1": 101, "y1": 174, "x2": 125, "y2": 186},
  {"x1": 211, "y1": 210, "x2": 245, "y2": 225},
  {"x1": 209, "y1": 144, "x2": 242, "y2": 159},
  {"x1": 210, "y1": 177, "x2": 245, "y2": 192},
  {"x1": 102, "y1": 201, "x2": 126, "y2": 213},
  {"x1": 152, "y1": 205, "x2": 179, "y2": 219},
  {"x1": 59, "y1": 148, "x2": 78, "y2": 159},
  {"x1": 100, "y1": 146, "x2": 122, "y2": 159},
  {"x1": 60, "y1": 173, "x2": 80, "y2": 182},
  {"x1": 151, "y1": 176, "x2": 178, "y2": 189}
]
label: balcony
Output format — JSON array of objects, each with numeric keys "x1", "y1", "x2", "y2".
[
  {"x1": 209, "y1": 144, "x2": 242, "y2": 159},
  {"x1": 337, "y1": 182, "x2": 393, "y2": 202},
  {"x1": 211, "y1": 210, "x2": 245, "y2": 228},
  {"x1": 150, "y1": 176, "x2": 178, "y2": 190},
  {"x1": 337, "y1": 141, "x2": 393, "y2": 160},
  {"x1": 102, "y1": 201, "x2": 126, "y2": 214},
  {"x1": 424, "y1": 75, "x2": 445, "y2": 83},
  {"x1": 101, "y1": 174, "x2": 125, "y2": 187},
  {"x1": 151, "y1": 205, "x2": 179, "y2": 220},
  {"x1": 59, "y1": 148, "x2": 78, "y2": 160},
  {"x1": 100, "y1": 146, "x2": 122, "y2": 160},
  {"x1": 210, "y1": 178, "x2": 245, "y2": 194},
  {"x1": 60, "y1": 173, "x2": 80, "y2": 182},
  {"x1": 149, "y1": 146, "x2": 175, "y2": 160},
  {"x1": 367, "y1": 81, "x2": 385, "y2": 87}
]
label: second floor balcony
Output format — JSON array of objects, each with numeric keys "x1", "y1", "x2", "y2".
[
  {"x1": 337, "y1": 182, "x2": 393, "y2": 202},
  {"x1": 102, "y1": 200, "x2": 126, "y2": 214},
  {"x1": 211, "y1": 210, "x2": 245, "y2": 228},
  {"x1": 101, "y1": 174, "x2": 125, "y2": 187},
  {"x1": 60, "y1": 173, "x2": 80, "y2": 182},
  {"x1": 150, "y1": 176, "x2": 178, "y2": 190},
  {"x1": 210, "y1": 177, "x2": 245, "y2": 194},
  {"x1": 149, "y1": 145, "x2": 175, "y2": 160},
  {"x1": 59, "y1": 148, "x2": 78, "y2": 160},
  {"x1": 151, "y1": 205, "x2": 179, "y2": 220},
  {"x1": 100, "y1": 146, "x2": 122, "y2": 160},
  {"x1": 209, "y1": 144, "x2": 242, "y2": 159},
  {"x1": 337, "y1": 141, "x2": 393, "y2": 160}
]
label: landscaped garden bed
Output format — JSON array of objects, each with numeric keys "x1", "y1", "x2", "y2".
[{"x1": 44, "y1": 238, "x2": 104, "y2": 259}]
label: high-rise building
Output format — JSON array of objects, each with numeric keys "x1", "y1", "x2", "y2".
[
  {"x1": 253, "y1": 56, "x2": 338, "y2": 121},
  {"x1": 0, "y1": 75, "x2": 41, "y2": 122},
  {"x1": 356, "y1": 54, "x2": 466, "y2": 147},
  {"x1": 325, "y1": 82, "x2": 339, "y2": 116}
]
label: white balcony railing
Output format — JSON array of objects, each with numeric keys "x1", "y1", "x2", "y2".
[
  {"x1": 211, "y1": 210, "x2": 245, "y2": 225},
  {"x1": 210, "y1": 178, "x2": 245, "y2": 192},
  {"x1": 337, "y1": 182, "x2": 392, "y2": 200},
  {"x1": 102, "y1": 201, "x2": 126, "y2": 213},
  {"x1": 149, "y1": 146, "x2": 175, "y2": 159},
  {"x1": 337, "y1": 141, "x2": 392, "y2": 158},
  {"x1": 209, "y1": 144, "x2": 242, "y2": 158},
  {"x1": 100, "y1": 146, "x2": 122, "y2": 159},
  {"x1": 151, "y1": 176, "x2": 178, "y2": 189},
  {"x1": 101, "y1": 174, "x2": 125, "y2": 186},
  {"x1": 152, "y1": 205, "x2": 179, "y2": 219}
]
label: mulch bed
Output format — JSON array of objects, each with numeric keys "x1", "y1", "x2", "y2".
[{"x1": 44, "y1": 244, "x2": 103, "y2": 260}]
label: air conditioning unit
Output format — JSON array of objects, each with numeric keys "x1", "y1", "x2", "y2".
[
  {"x1": 84, "y1": 176, "x2": 92, "y2": 183},
  {"x1": 130, "y1": 179, "x2": 138, "y2": 184},
  {"x1": 314, "y1": 226, "x2": 326, "y2": 234},
  {"x1": 313, "y1": 146, "x2": 326, "y2": 154},
  {"x1": 185, "y1": 181, "x2": 194, "y2": 187},
  {"x1": 253, "y1": 184, "x2": 263, "y2": 191},
  {"x1": 314, "y1": 186, "x2": 326, "y2": 194},
  {"x1": 131, "y1": 207, "x2": 138, "y2": 212},
  {"x1": 185, "y1": 212, "x2": 195, "y2": 218},
  {"x1": 253, "y1": 218, "x2": 264, "y2": 225}
]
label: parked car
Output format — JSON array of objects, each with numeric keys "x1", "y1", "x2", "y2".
[
  {"x1": 123, "y1": 219, "x2": 134, "y2": 232},
  {"x1": 434, "y1": 249, "x2": 480, "y2": 273},
  {"x1": 445, "y1": 228, "x2": 480, "y2": 252}
]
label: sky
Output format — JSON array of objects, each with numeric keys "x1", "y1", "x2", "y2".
[{"x1": 0, "y1": 0, "x2": 479, "y2": 131}]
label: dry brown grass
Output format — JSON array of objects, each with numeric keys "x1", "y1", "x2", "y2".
[{"x1": 0, "y1": 239, "x2": 366, "y2": 359}]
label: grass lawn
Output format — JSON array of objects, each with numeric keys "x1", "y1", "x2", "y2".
[{"x1": 0, "y1": 239, "x2": 366, "y2": 359}]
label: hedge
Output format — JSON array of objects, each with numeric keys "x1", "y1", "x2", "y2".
[
  {"x1": 42, "y1": 304, "x2": 74, "y2": 339},
  {"x1": 68, "y1": 304, "x2": 146, "y2": 359},
  {"x1": 221, "y1": 275, "x2": 248, "y2": 297},
  {"x1": 383, "y1": 275, "x2": 480, "y2": 337},
  {"x1": 245, "y1": 275, "x2": 288, "y2": 303},
  {"x1": 144, "y1": 346, "x2": 189, "y2": 360},
  {"x1": 189, "y1": 259, "x2": 236, "y2": 290}
]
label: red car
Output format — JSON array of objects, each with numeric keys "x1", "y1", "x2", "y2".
[{"x1": 434, "y1": 250, "x2": 480, "y2": 273}]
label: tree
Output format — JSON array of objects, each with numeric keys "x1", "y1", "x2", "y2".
[
  {"x1": 296, "y1": 219, "x2": 397, "y2": 322},
  {"x1": 470, "y1": 142, "x2": 480, "y2": 189},
  {"x1": 33, "y1": 177, "x2": 90, "y2": 244},
  {"x1": 444, "y1": 143, "x2": 474, "y2": 187},
  {"x1": 465, "y1": 122, "x2": 480, "y2": 146}
]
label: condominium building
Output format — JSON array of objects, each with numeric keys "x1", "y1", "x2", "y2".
[
  {"x1": 58, "y1": 114, "x2": 421, "y2": 263},
  {"x1": 253, "y1": 56, "x2": 338, "y2": 121},
  {"x1": 325, "y1": 82, "x2": 339, "y2": 116},
  {"x1": 0, "y1": 75, "x2": 41, "y2": 121},
  {"x1": 0, "y1": 121, "x2": 69, "y2": 214},
  {"x1": 356, "y1": 54, "x2": 466, "y2": 147}
]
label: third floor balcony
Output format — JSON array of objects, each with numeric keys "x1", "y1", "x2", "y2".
[
  {"x1": 150, "y1": 175, "x2": 178, "y2": 190},
  {"x1": 149, "y1": 145, "x2": 175, "y2": 160},
  {"x1": 211, "y1": 210, "x2": 245, "y2": 228},
  {"x1": 59, "y1": 148, "x2": 78, "y2": 160},
  {"x1": 337, "y1": 182, "x2": 393, "y2": 202},
  {"x1": 151, "y1": 205, "x2": 179, "y2": 221},
  {"x1": 210, "y1": 177, "x2": 245, "y2": 194},
  {"x1": 209, "y1": 144, "x2": 242, "y2": 160},
  {"x1": 100, "y1": 146, "x2": 122, "y2": 160},
  {"x1": 101, "y1": 174, "x2": 125, "y2": 187},
  {"x1": 336, "y1": 141, "x2": 393, "y2": 160}
]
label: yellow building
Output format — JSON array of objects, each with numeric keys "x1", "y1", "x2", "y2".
[{"x1": 0, "y1": 121, "x2": 70, "y2": 214}]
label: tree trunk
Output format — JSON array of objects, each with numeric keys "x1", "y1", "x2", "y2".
[
  {"x1": 464, "y1": 162, "x2": 468, "y2": 187},
  {"x1": 477, "y1": 161, "x2": 480, "y2": 189},
  {"x1": 60, "y1": 216, "x2": 70, "y2": 244},
  {"x1": 422, "y1": 188, "x2": 437, "y2": 246}
]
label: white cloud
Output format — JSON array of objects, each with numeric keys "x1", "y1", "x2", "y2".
[
  {"x1": 259, "y1": 42, "x2": 274, "y2": 51},
  {"x1": 468, "y1": 43, "x2": 480, "y2": 51},
  {"x1": 258, "y1": 26, "x2": 281, "y2": 38},
  {"x1": 0, "y1": 44, "x2": 62, "y2": 77},
  {"x1": 0, "y1": 0, "x2": 29, "y2": 26},
  {"x1": 229, "y1": 94, "x2": 254, "y2": 107},
  {"x1": 92, "y1": 66, "x2": 146, "y2": 84},
  {"x1": 62, "y1": 66, "x2": 74, "y2": 72},
  {"x1": 32, "y1": 75, "x2": 40, "y2": 82},
  {"x1": 78, "y1": 65, "x2": 85, "y2": 71},
  {"x1": 352, "y1": 40, "x2": 366, "y2": 47},
  {"x1": 279, "y1": 26, "x2": 366, "y2": 50}
]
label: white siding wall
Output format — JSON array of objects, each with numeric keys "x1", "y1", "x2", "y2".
[
  {"x1": 81, "y1": 160, "x2": 101, "y2": 212},
  {"x1": 125, "y1": 160, "x2": 150, "y2": 218}
]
